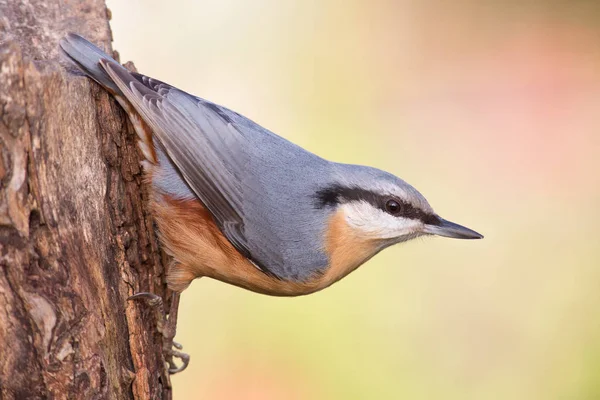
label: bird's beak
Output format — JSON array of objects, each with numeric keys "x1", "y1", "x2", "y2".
[{"x1": 423, "y1": 218, "x2": 483, "y2": 239}]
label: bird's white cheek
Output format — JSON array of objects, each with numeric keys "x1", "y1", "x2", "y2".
[
  {"x1": 340, "y1": 202, "x2": 422, "y2": 240},
  {"x1": 386, "y1": 217, "x2": 422, "y2": 239}
]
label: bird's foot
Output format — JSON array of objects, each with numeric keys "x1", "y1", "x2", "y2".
[
  {"x1": 128, "y1": 292, "x2": 190, "y2": 375},
  {"x1": 166, "y1": 340, "x2": 190, "y2": 374}
]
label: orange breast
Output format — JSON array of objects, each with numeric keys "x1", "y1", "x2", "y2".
[
  {"x1": 322, "y1": 209, "x2": 382, "y2": 287},
  {"x1": 152, "y1": 196, "x2": 380, "y2": 296}
]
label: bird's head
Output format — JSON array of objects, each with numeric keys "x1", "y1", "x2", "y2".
[{"x1": 315, "y1": 165, "x2": 483, "y2": 249}]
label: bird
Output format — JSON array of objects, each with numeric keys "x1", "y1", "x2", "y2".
[{"x1": 59, "y1": 33, "x2": 482, "y2": 373}]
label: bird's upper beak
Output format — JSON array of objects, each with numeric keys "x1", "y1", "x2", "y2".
[{"x1": 423, "y1": 217, "x2": 483, "y2": 239}]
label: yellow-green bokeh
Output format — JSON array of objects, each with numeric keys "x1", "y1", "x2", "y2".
[{"x1": 106, "y1": 1, "x2": 600, "y2": 399}]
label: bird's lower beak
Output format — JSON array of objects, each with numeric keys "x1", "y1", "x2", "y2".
[{"x1": 423, "y1": 218, "x2": 483, "y2": 239}]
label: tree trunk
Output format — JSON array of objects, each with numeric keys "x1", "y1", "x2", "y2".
[{"x1": 0, "y1": 1, "x2": 172, "y2": 399}]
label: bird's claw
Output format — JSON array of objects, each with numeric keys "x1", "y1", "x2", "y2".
[
  {"x1": 128, "y1": 292, "x2": 190, "y2": 376},
  {"x1": 166, "y1": 347, "x2": 190, "y2": 374},
  {"x1": 128, "y1": 292, "x2": 166, "y2": 335},
  {"x1": 128, "y1": 292, "x2": 163, "y2": 307}
]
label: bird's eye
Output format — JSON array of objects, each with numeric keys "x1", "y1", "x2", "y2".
[{"x1": 385, "y1": 199, "x2": 402, "y2": 215}]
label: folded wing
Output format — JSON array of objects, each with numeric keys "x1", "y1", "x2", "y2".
[{"x1": 102, "y1": 60, "x2": 280, "y2": 267}]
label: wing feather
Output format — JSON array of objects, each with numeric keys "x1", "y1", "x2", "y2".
[{"x1": 101, "y1": 60, "x2": 257, "y2": 260}]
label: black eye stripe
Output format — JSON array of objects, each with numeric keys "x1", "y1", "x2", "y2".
[
  {"x1": 314, "y1": 185, "x2": 379, "y2": 208},
  {"x1": 395, "y1": 200, "x2": 440, "y2": 224},
  {"x1": 314, "y1": 184, "x2": 441, "y2": 225}
]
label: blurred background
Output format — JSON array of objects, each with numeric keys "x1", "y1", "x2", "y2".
[{"x1": 105, "y1": 1, "x2": 600, "y2": 399}]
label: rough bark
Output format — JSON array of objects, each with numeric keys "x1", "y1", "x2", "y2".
[{"x1": 0, "y1": 1, "x2": 172, "y2": 399}]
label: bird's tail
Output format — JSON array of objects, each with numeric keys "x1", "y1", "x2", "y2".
[
  {"x1": 59, "y1": 33, "x2": 121, "y2": 95},
  {"x1": 60, "y1": 33, "x2": 160, "y2": 166}
]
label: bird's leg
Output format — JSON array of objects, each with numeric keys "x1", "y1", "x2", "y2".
[
  {"x1": 163, "y1": 292, "x2": 190, "y2": 374},
  {"x1": 128, "y1": 292, "x2": 190, "y2": 375}
]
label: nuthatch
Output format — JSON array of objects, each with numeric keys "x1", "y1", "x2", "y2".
[{"x1": 60, "y1": 33, "x2": 482, "y2": 372}]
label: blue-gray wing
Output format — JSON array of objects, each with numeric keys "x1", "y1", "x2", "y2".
[{"x1": 101, "y1": 60, "x2": 289, "y2": 272}]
